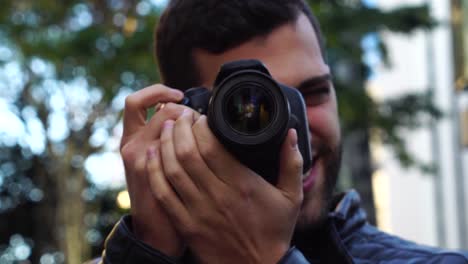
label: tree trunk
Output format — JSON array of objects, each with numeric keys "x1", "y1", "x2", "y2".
[{"x1": 54, "y1": 139, "x2": 90, "y2": 264}]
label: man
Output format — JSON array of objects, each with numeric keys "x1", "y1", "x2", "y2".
[{"x1": 101, "y1": 0, "x2": 468, "y2": 263}]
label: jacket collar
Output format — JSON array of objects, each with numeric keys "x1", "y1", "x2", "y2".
[
  {"x1": 291, "y1": 190, "x2": 365, "y2": 263},
  {"x1": 329, "y1": 189, "x2": 368, "y2": 240}
]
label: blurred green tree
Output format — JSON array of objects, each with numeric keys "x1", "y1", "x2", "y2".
[
  {"x1": 0, "y1": 1, "x2": 162, "y2": 263},
  {"x1": 0, "y1": 0, "x2": 436, "y2": 263}
]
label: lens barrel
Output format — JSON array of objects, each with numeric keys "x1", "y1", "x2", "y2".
[{"x1": 208, "y1": 70, "x2": 290, "y2": 148}]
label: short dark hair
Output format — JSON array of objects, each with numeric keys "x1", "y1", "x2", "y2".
[{"x1": 155, "y1": 0, "x2": 326, "y2": 91}]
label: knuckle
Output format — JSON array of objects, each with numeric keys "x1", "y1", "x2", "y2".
[
  {"x1": 124, "y1": 94, "x2": 139, "y2": 109},
  {"x1": 160, "y1": 102, "x2": 179, "y2": 114},
  {"x1": 152, "y1": 83, "x2": 165, "y2": 90},
  {"x1": 146, "y1": 155, "x2": 159, "y2": 171},
  {"x1": 199, "y1": 142, "x2": 217, "y2": 160},
  {"x1": 134, "y1": 157, "x2": 146, "y2": 174},
  {"x1": 180, "y1": 223, "x2": 198, "y2": 240},
  {"x1": 294, "y1": 163, "x2": 303, "y2": 173},
  {"x1": 156, "y1": 104, "x2": 170, "y2": 117},
  {"x1": 121, "y1": 140, "x2": 154, "y2": 174},
  {"x1": 157, "y1": 103, "x2": 183, "y2": 119},
  {"x1": 154, "y1": 191, "x2": 170, "y2": 205},
  {"x1": 160, "y1": 133, "x2": 171, "y2": 145},
  {"x1": 164, "y1": 165, "x2": 177, "y2": 178},
  {"x1": 164, "y1": 102, "x2": 179, "y2": 110},
  {"x1": 165, "y1": 167, "x2": 183, "y2": 185},
  {"x1": 175, "y1": 143, "x2": 197, "y2": 163},
  {"x1": 120, "y1": 143, "x2": 136, "y2": 164},
  {"x1": 293, "y1": 153, "x2": 304, "y2": 171}
]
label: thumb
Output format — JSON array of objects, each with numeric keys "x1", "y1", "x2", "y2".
[{"x1": 276, "y1": 129, "x2": 303, "y2": 199}]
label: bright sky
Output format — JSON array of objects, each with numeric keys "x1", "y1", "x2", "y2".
[{"x1": 363, "y1": 0, "x2": 377, "y2": 7}]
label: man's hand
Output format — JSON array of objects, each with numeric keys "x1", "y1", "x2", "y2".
[
  {"x1": 120, "y1": 84, "x2": 189, "y2": 257},
  {"x1": 146, "y1": 110, "x2": 304, "y2": 264}
]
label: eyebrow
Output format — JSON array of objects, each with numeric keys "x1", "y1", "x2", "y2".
[{"x1": 296, "y1": 74, "x2": 332, "y2": 91}]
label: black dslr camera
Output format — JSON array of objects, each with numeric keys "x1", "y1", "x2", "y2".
[{"x1": 181, "y1": 59, "x2": 311, "y2": 184}]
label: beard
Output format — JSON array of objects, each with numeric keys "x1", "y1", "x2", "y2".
[{"x1": 294, "y1": 141, "x2": 342, "y2": 233}]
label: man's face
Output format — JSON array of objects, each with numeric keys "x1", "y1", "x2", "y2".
[{"x1": 193, "y1": 14, "x2": 341, "y2": 229}]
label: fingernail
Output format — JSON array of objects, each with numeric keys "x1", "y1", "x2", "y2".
[
  {"x1": 163, "y1": 120, "x2": 174, "y2": 128},
  {"x1": 182, "y1": 108, "x2": 191, "y2": 117},
  {"x1": 290, "y1": 129, "x2": 298, "y2": 148},
  {"x1": 172, "y1": 89, "x2": 184, "y2": 99},
  {"x1": 147, "y1": 147, "x2": 157, "y2": 159}
]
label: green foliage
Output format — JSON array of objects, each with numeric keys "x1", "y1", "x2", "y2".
[{"x1": 1, "y1": 0, "x2": 161, "y2": 95}]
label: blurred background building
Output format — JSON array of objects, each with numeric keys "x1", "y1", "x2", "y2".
[{"x1": 368, "y1": 0, "x2": 468, "y2": 250}]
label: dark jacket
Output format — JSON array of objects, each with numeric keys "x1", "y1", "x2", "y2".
[{"x1": 99, "y1": 190, "x2": 468, "y2": 263}]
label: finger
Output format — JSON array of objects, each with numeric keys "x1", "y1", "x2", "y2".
[
  {"x1": 123, "y1": 84, "x2": 184, "y2": 138},
  {"x1": 276, "y1": 129, "x2": 303, "y2": 200},
  {"x1": 146, "y1": 145, "x2": 192, "y2": 229},
  {"x1": 144, "y1": 103, "x2": 194, "y2": 141},
  {"x1": 192, "y1": 116, "x2": 253, "y2": 185},
  {"x1": 160, "y1": 119, "x2": 200, "y2": 204},
  {"x1": 173, "y1": 110, "x2": 221, "y2": 192}
]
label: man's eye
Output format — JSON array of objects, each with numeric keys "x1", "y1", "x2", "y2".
[{"x1": 302, "y1": 86, "x2": 330, "y2": 106}]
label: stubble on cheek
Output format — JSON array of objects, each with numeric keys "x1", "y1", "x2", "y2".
[
  {"x1": 294, "y1": 143, "x2": 342, "y2": 231},
  {"x1": 295, "y1": 164, "x2": 329, "y2": 230}
]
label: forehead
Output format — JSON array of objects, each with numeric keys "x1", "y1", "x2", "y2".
[{"x1": 194, "y1": 14, "x2": 329, "y2": 88}]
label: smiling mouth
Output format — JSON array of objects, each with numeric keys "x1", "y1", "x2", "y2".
[{"x1": 303, "y1": 154, "x2": 319, "y2": 181}]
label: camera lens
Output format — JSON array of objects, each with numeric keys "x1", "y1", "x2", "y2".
[
  {"x1": 224, "y1": 84, "x2": 275, "y2": 134},
  {"x1": 208, "y1": 66, "x2": 290, "y2": 147}
]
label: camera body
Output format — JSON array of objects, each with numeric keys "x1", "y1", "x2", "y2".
[{"x1": 181, "y1": 59, "x2": 311, "y2": 184}]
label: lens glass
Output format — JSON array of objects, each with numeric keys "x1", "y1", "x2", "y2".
[{"x1": 225, "y1": 85, "x2": 274, "y2": 134}]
